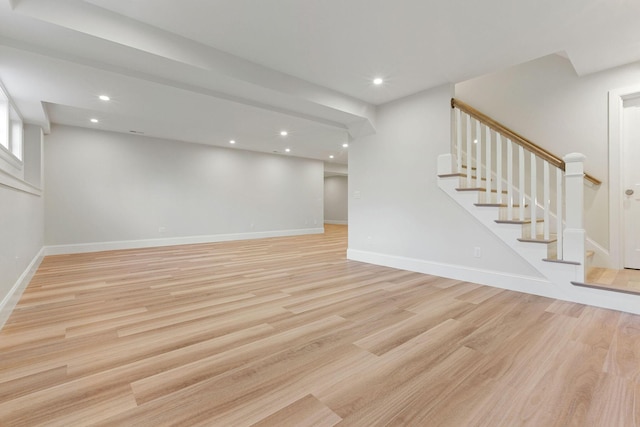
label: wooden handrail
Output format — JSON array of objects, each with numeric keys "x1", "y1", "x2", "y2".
[{"x1": 451, "y1": 98, "x2": 601, "y2": 185}]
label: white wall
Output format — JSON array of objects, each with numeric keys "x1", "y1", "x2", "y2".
[
  {"x1": 23, "y1": 125, "x2": 43, "y2": 188},
  {"x1": 0, "y1": 186, "x2": 43, "y2": 311},
  {"x1": 0, "y1": 124, "x2": 44, "y2": 327},
  {"x1": 324, "y1": 175, "x2": 348, "y2": 224},
  {"x1": 456, "y1": 54, "x2": 640, "y2": 249},
  {"x1": 348, "y1": 84, "x2": 541, "y2": 283},
  {"x1": 44, "y1": 125, "x2": 324, "y2": 249}
]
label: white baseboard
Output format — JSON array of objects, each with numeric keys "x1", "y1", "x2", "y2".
[
  {"x1": 0, "y1": 247, "x2": 45, "y2": 331},
  {"x1": 324, "y1": 220, "x2": 348, "y2": 225},
  {"x1": 347, "y1": 248, "x2": 640, "y2": 315},
  {"x1": 347, "y1": 248, "x2": 563, "y2": 299},
  {"x1": 44, "y1": 228, "x2": 325, "y2": 256}
]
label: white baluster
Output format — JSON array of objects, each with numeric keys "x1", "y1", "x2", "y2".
[
  {"x1": 530, "y1": 152, "x2": 537, "y2": 239},
  {"x1": 456, "y1": 108, "x2": 462, "y2": 174},
  {"x1": 476, "y1": 120, "x2": 482, "y2": 189},
  {"x1": 519, "y1": 145, "x2": 525, "y2": 221},
  {"x1": 466, "y1": 114, "x2": 472, "y2": 188},
  {"x1": 507, "y1": 139, "x2": 513, "y2": 218},
  {"x1": 543, "y1": 160, "x2": 550, "y2": 240},
  {"x1": 496, "y1": 133, "x2": 502, "y2": 206},
  {"x1": 486, "y1": 125, "x2": 492, "y2": 197},
  {"x1": 556, "y1": 167, "x2": 563, "y2": 260}
]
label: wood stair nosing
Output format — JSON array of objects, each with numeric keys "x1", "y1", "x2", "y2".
[
  {"x1": 542, "y1": 258, "x2": 581, "y2": 265},
  {"x1": 544, "y1": 250, "x2": 593, "y2": 265},
  {"x1": 495, "y1": 219, "x2": 544, "y2": 225},
  {"x1": 571, "y1": 281, "x2": 640, "y2": 296},
  {"x1": 438, "y1": 173, "x2": 489, "y2": 181},
  {"x1": 456, "y1": 187, "x2": 508, "y2": 194},
  {"x1": 517, "y1": 236, "x2": 557, "y2": 244},
  {"x1": 474, "y1": 203, "x2": 527, "y2": 208}
]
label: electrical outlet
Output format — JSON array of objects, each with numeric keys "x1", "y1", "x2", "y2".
[
  {"x1": 159, "y1": 226, "x2": 166, "y2": 233},
  {"x1": 473, "y1": 247, "x2": 481, "y2": 258}
]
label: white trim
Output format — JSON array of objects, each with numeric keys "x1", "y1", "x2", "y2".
[
  {"x1": 347, "y1": 248, "x2": 556, "y2": 297},
  {"x1": 0, "y1": 166, "x2": 42, "y2": 196},
  {"x1": 0, "y1": 247, "x2": 45, "y2": 331},
  {"x1": 44, "y1": 228, "x2": 325, "y2": 256},
  {"x1": 347, "y1": 248, "x2": 640, "y2": 315},
  {"x1": 0, "y1": 144, "x2": 22, "y2": 169},
  {"x1": 0, "y1": 78, "x2": 25, "y2": 167},
  {"x1": 608, "y1": 85, "x2": 640, "y2": 269},
  {"x1": 324, "y1": 220, "x2": 348, "y2": 225}
]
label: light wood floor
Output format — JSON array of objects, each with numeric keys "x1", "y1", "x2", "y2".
[
  {"x1": 1, "y1": 224, "x2": 639, "y2": 426},
  {"x1": 586, "y1": 267, "x2": 640, "y2": 294}
]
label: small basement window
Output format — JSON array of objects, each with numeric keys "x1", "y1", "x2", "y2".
[
  {"x1": 9, "y1": 105, "x2": 23, "y2": 161},
  {"x1": 0, "y1": 82, "x2": 24, "y2": 165}
]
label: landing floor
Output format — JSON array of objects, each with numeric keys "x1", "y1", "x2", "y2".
[{"x1": 586, "y1": 267, "x2": 640, "y2": 295}]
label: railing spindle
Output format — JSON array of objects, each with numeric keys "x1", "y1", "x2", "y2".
[
  {"x1": 543, "y1": 161, "x2": 550, "y2": 240},
  {"x1": 476, "y1": 120, "x2": 482, "y2": 189},
  {"x1": 466, "y1": 113, "x2": 472, "y2": 188},
  {"x1": 556, "y1": 167, "x2": 563, "y2": 260},
  {"x1": 456, "y1": 108, "x2": 462, "y2": 174},
  {"x1": 530, "y1": 152, "x2": 537, "y2": 239},
  {"x1": 519, "y1": 145, "x2": 525, "y2": 221},
  {"x1": 496, "y1": 133, "x2": 502, "y2": 205},
  {"x1": 507, "y1": 139, "x2": 513, "y2": 218},
  {"x1": 486, "y1": 125, "x2": 492, "y2": 197}
]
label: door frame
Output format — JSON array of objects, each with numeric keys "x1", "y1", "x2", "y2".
[{"x1": 608, "y1": 85, "x2": 640, "y2": 269}]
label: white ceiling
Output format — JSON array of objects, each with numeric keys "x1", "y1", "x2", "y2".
[{"x1": 2, "y1": 0, "x2": 640, "y2": 164}]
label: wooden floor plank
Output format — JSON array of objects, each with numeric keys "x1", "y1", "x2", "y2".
[
  {"x1": 250, "y1": 394, "x2": 342, "y2": 427},
  {"x1": 0, "y1": 225, "x2": 639, "y2": 425}
]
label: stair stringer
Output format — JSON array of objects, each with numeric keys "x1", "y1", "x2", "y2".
[{"x1": 438, "y1": 173, "x2": 640, "y2": 314}]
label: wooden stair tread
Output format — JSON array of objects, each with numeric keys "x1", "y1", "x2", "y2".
[
  {"x1": 571, "y1": 281, "x2": 640, "y2": 296},
  {"x1": 495, "y1": 219, "x2": 544, "y2": 225},
  {"x1": 518, "y1": 235, "x2": 557, "y2": 244},
  {"x1": 456, "y1": 187, "x2": 507, "y2": 194},
  {"x1": 438, "y1": 173, "x2": 488, "y2": 181},
  {"x1": 542, "y1": 258, "x2": 581, "y2": 265},
  {"x1": 474, "y1": 203, "x2": 527, "y2": 208},
  {"x1": 543, "y1": 250, "x2": 593, "y2": 265}
]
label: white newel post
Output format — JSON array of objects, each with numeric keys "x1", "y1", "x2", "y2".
[{"x1": 563, "y1": 153, "x2": 586, "y2": 279}]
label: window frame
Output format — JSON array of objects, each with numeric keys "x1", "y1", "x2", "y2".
[{"x1": 0, "y1": 81, "x2": 24, "y2": 168}]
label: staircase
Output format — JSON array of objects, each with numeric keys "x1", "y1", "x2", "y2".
[{"x1": 437, "y1": 99, "x2": 640, "y2": 315}]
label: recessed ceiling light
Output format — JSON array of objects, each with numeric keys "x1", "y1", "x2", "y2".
[
  {"x1": 342, "y1": 143, "x2": 349, "y2": 148},
  {"x1": 99, "y1": 95, "x2": 110, "y2": 101},
  {"x1": 473, "y1": 139, "x2": 478, "y2": 144},
  {"x1": 90, "y1": 118, "x2": 99, "y2": 123},
  {"x1": 373, "y1": 77, "x2": 384, "y2": 85},
  {"x1": 285, "y1": 148, "x2": 291, "y2": 153},
  {"x1": 229, "y1": 140, "x2": 236, "y2": 144},
  {"x1": 280, "y1": 130, "x2": 288, "y2": 136},
  {"x1": 329, "y1": 155, "x2": 334, "y2": 159}
]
